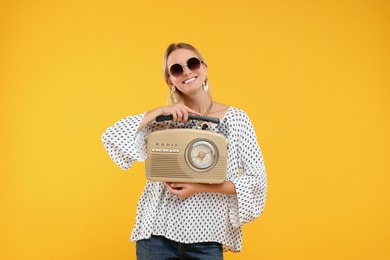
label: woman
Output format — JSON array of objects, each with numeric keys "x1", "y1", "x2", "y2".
[{"x1": 102, "y1": 43, "x2": 267, "y2": 259}]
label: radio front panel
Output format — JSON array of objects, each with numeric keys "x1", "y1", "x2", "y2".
[{"x1": 145, "y1": 129, "x2": 228, "y2": 184}]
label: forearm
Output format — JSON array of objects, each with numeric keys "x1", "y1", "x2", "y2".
[
  {"x1": 166, "y1": 181, "x2": 237, "y2": 199},
  {"x1": 137, "y1": 107, "x2": 163, "y2": 130},
  {"x1": 200, "y1": 180, "x2": 237, "y2": 195}
]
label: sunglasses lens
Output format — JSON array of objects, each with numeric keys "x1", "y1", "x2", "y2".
[
  {"x1": 187, "y1": 57, "x2": 201, "y2": 71},
  {"x1": 169, "y1": 58, "x2": 202, "y2": 77},
  {"x1": 170, "y1": 64, "x2": 183, "y2": 77}
]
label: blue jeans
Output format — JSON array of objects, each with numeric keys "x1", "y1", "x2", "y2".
[{"x1": 136, "y1": 235, "x2": 223, "y2": 260}]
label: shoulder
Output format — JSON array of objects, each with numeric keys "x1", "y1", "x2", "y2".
[
  {"x1": 223, "y1": 107, "x2": 257, "y2": 135},
  {"x1": 225, "y1": 106, "x2": 251, "y2": 120},
  {"x1": 211, "y1": 102, "x2": 248, "y2": 116},
  {"x1": 208, "y1": 102, "x2": 229, "y2": 121}
]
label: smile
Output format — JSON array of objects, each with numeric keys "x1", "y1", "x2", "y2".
[{"x1": 183, "y1": 77, "x2": 197, "y2": 84}]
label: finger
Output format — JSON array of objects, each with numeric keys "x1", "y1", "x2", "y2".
[
  {"x1": 172, "y1": 183, "x2": 184, "y2": 190},
  {"x1": 164, "y1": 183, "x2": 177, "y2": 193},
  {"x1": 165, "y1": 182, "x2": 180, "y2": 190},
  {"x1": 181, "y1": 109, "x2": 189, "y2": 122},
  {"x1": 164, "y1": 183, "x2": 183, "y2": 198},
  {"x1": 171, "y1": 111, "x2": 178, "y2": 122},
  {"x1": 176, "y1": 110, "x2": 183, "y2": 122},
  {"x1": 164, "y1": 182, "x2": 174, "y2": 192},
  {"x1": 183, "y1": 112, "x2": 189, "y2": 122}
]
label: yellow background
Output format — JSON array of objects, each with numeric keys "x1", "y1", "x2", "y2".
[{"x1": 1, "y1": 0, "x2": 389, "y2": 259}]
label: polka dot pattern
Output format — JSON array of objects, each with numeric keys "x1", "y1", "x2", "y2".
[{"x1": 101, "y1": 107, "x2": 267, "y2": 252}]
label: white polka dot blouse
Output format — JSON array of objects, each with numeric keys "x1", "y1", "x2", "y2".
[{"x1": 101, "y1": 106, "x2": 267, "y2": 252}]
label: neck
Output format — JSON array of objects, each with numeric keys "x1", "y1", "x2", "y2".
[
  {"x1": 183, "y1": 92, "x2": 213, "y2": 116},
  {"x1": 201, "y1": 99, "x2": 213, "y2": 116}
]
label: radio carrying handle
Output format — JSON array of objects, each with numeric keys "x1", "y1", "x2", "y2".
[{"x1": 156, "y1": 114, "x2": 220, "y2": 124}]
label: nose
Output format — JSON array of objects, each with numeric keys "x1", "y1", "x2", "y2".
[{"x1": 182, "y1": 65, "x2": 192, "y2": 75}]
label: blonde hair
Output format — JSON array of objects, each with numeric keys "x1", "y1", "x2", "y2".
[{"x1": 163, "y1": 43, "x2": 207, "y2": 104}]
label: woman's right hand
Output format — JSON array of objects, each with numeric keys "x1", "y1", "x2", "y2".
[
  {"x1": 138, "y1": 104, "x2": 200, "y2": 130},
  {"x1": 159, "y1": 103, "x2": 200, "y2": 123}
]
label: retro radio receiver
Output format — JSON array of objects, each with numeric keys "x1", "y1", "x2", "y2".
[{"x1": 145, "y1": 115, "x2": 228, "y2": 184}]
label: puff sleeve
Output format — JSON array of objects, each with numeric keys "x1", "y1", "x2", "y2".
[
  {"x1": 229, "y1": 110, "x2": 267, "y2": 226},
  {"x1": 101, "y1": 113, "x2": 149, "y2": 170}
]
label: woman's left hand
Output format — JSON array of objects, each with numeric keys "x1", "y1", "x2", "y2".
[
  {"x1": 164, "y1": 182, "x2": 203, "y2": 199},
  {"x1": 164, "y1": 180, "x2": 236, "y2": 199}
]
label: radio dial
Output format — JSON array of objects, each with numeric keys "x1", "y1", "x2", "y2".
[{"x1": 188, "y1": 140, "x2": 217, "y2": 170}]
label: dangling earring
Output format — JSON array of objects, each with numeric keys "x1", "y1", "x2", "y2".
[
  {"x1": 170, "y1": 86, "x2": 179, "y2": 104},
  {"x1": 202, "y1": 75, "x2": 209, "y2": 92}
]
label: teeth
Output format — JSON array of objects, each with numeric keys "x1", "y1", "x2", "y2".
[{"x1": 184, "y1": 77, "x2": 196, "y2": 84}]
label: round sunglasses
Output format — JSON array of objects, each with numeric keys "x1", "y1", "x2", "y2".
[{"x1": 169, "y1": 57, "x2": 203, "y2": 77}]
